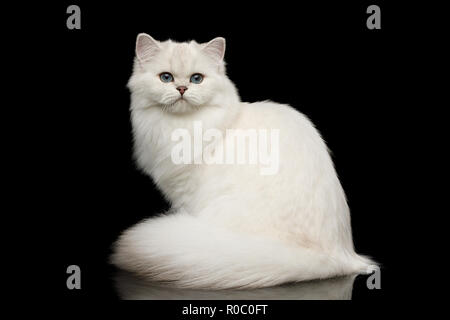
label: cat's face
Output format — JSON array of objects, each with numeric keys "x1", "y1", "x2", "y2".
[{"x1": 129, "y1": 34, "x2": 227, "y2": 113}]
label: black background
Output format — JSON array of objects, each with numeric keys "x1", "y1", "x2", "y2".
[{"x1": 15, "y1": 0, "x2": 420, "y2": 310}]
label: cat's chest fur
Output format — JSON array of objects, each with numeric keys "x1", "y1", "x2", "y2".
[{"x1": 131, "y1": 104, "x2": 237, "y2": 206}]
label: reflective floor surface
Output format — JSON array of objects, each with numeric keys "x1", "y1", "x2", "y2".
[{"x1": 114, "y1": 271, "x2": 359, "y2": 300}]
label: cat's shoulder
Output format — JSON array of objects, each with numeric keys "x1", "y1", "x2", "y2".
[{"x1": 240, "y1": 100, "x2": 312, "y2": 125}]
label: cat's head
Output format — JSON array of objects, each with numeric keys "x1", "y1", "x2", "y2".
[{"x1": 128, "y1": 34, "x2": 232, "y2": 113}]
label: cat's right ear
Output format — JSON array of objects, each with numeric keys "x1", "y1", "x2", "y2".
[
  {"x1": 202, "y1": 37, "x2": 226, "y2": 63},
  {"x1": 135, "y1": 33, "x2": 160, "y2": 62}
]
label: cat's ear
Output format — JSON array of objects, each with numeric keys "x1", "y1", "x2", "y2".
[
  {"x1": 136, "y1": 33, "x2": 160, "y2": 62},
  {"x1": 202, "y1": 37, "x2": 226, "y2": 62}
]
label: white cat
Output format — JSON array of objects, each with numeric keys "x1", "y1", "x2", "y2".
[{"x1": 111, "y1": 34, "x2": 374, "y2": 289}]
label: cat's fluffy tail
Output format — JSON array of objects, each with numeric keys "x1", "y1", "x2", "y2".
[{"x1": 111, "y1": 212, "x2": 373, "y2": 289}]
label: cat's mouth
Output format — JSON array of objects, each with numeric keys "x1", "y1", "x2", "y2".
[
  {"x1": 172, "y1": 96, "x2": 186, "y2": 103},
  {"x1": 161, "y1": 97, "x2": 197, "y2": 113}
]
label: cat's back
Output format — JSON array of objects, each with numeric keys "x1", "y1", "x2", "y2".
[
  {"x1": 236, "y1": 100, "x2": 333, "y2": 179},
  {"x1": 237, "y1": 100, "x2": 323, "y2": 144}
]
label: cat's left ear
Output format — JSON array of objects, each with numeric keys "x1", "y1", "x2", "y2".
[
  {"x1": 202, "y1": 37, "x2": 226, "y2": 62},
  {"x1": 136, "y1": 33, "x2": 160, "y2": 62}
]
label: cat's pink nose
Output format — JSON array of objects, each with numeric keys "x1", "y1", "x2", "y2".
[{"x1": 176, "y1": 86, "x2": 188, "y2": 95}]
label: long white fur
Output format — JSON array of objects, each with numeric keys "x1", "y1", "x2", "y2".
[{"x1": 111, "y1": 34, "x2": 374, "y2": 289}]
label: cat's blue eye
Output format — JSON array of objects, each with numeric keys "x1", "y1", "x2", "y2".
[
  {"x1": 190, "y1": 73, "x2": 203, "y2": 84},
  {"x1": 160, "y1": 72, "x2": 174, "y2": 83}
]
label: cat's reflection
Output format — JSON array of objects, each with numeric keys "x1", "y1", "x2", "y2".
[{"x1": 114, "y1": 271, "x2": 357, "y2": 300}]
